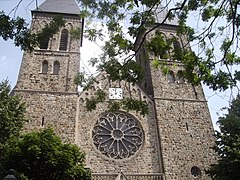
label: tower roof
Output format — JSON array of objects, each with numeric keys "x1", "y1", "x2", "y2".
[
  {"x1": 153, "y1": 5, "x2": 178, "y2": 26},
  {"x1": 35, "y1": 0, "x2": 80, "y2": 15}
]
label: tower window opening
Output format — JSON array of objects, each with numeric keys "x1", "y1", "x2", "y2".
[
  {"x1": 53, "y1": 61, "x2": 60, "y2": 74},
  {"x1": 173, "y1": 40, "x2": 181, "y2": 52},
  {"x1": 42, "y1": 60, "x2": 48, "y2": 74},
  {"x1": 144, "y1": 82, "x2": 148, "y2": 89},
  {"x1": 41, "y1": 117, "x2": 45, "y2": 126},
  {"x1": 177, "y1": 70, "x2": 185, "y2": 83},
  {"x1": 191, "y1": 166, "x2": 201, "y2": 178},
  {"x1": 39, "y1": 37, "x2": 49, "y2": 50},
  {"x1": 173, "y1": 39, "x2": 182, "y2": 60},
  {"x1": 59, "y1": 29, "x2": 69, "y2": 51},
  {"x1": 155, "y1": 32, "x2": 168, "y2": 59},
  {"x1": 171, "y1": 35, "x2": 182, "y2": 59},
  {"x1": 159, "y1": 49, "x2": 168, "y2": 59},
  {"x1": 186, "y1": 122, "x2": 189, "y2": 131},
  {"x1": 167, "y1": 71, "x2": 175, "y2": 83}
]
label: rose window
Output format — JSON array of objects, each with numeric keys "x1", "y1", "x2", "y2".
[{"x1": 92, "y1": 112, "x2": 144, "y2": 159}]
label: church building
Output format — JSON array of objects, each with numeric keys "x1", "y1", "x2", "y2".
[{"x1": 13, "y1": 0, "x2": 216, "y2": 179}]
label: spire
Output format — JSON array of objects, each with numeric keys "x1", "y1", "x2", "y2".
[
  {"x1": 35, "y1": 0, "x2": 80, "y2": 15},
  {"x1": 153, "y1": 4, "x2": 178, "y2": 25}
]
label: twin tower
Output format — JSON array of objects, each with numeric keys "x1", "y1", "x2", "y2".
[{"x1": 14, "y1": 0, "x2": 216, "y2": 179}]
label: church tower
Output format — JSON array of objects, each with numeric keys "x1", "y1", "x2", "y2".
[
  {"x1": 14, "y1": 0, "x2": 83, "y2": 142},
  {"x1": 13, "y1": 1, "x2": 216, "y2": 179},
  {"x1": 134, "y1": 6, "x2": 217, "y2": 179}
]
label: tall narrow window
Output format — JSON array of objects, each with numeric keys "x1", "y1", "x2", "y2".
[
  {"x1": 41, "y1": 117, "x2": 45, "y2": 126},
  {"x1": 167, "y1": 70, "x2": 175, "y2": 83},
  {"x1": 39, "y1": 37, "x2": 49, "y2": 49},
  {"x1": 171, "y1": 35, "x2": 182, "y2": 60},
  {"x1": 159, "y1": 33, "x2": 168, "y2": 59},
  {"x1": 173, "y1": 40, "x2": 181, "y2": 52},
  {"x1": 59, "y1": 29, "x2": 68, "y2": 51},
  {"x1": 42, "y1": 60, "x2": 48, "y2": 74},
  {"x1": 186, "y1": 122, "x2": 189, "y2": 131},
  {"x1": 159, "y1": 48, "x2": 168, "y2": 59},
  {"x1": 53, "y1": 61, "x2": 60, "y2": 74},
  {"x1": 177, "y1": 70, "x2": 185, "y2": 83}
]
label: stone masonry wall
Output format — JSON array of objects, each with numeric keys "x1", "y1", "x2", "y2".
[
  {"x1": 13, "y1": 8, "x2": 217, "y2": 179},
  {"x1": 15, "y1": 90, "x2": 78, "y2": 143},
  {"x1": 75, "y1": 73, "x2": 163, "y2": 174},
  {"x1": 13, "y1": 12, "x2": 82, "y2": 143},
  {"x1": 15, "y1": 12, "x2": 81, "y2": 93},
  {"x1": 155, "y1": 99, "x2": 216, "y2": 179},
  {"x1": 134, "y1": 24, "x2": 217, "y2": 179},
  {"x1": 15, "y1": 51, "x2": 80, "y2": 92},
  {"x1": 149, "y1": 49, "x2": 216, "y2": 179}
]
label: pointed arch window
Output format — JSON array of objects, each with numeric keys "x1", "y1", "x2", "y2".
[
  {"x1": 59, "y1": 29, "x2": 69, "y2": 51},
  {"x1": 42, "y1": 60, "x2": 48, "y2": 74},
  {"x1": 167, "y1": 70, "x2": 175, "y2": 83},
  {"x1": 53, "y1": 61, "x2": 60, "y2": 74}
]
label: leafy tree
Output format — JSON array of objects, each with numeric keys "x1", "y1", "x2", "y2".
[
  {"x1": 207, "y1": 95, "x2": 240, "y2": 180},
  {"x1": 0, "y1": 81, "x2": 91, "y2": 179},
  {"x1": 76, "y1": 0, "x2": 240, "y2": 113},
  {"x1": 0, "y1": 80, "x2": 26, "y2": 145},
  {"x1": 1, "y1": 0, "x2": 240, "y2": 89},
  {"x1": 0, "y1": 128, "x2": 91, "y2": 180},
  {"x1": 2, "y1": 0, "x2": 240, "y2": 113},
  {"x1": 77, "y1": 0, "x2": 240, "y2": 91}
]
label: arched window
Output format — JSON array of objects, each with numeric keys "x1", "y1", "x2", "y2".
[
  {"x1": 159, "y1": 49, "x2": 167, "y2": 59},
  {"x1": 173, "y1": 39, "x2": 181, "y2": 52},
  {"x1": 53, "y1": 61, "x2": 60, "y2": 74},
  {"x1": 170, "y1": 35, "x2": 182, "y2": 60},
  {"x1": 177, "y1": 70, "x2": 185, "y2": 83},
  {"x1": 159, "y1": 33, "x2": 168, "y2": 59},
  {"x1": 39, "y1": 21, "x2": 49, "y2": 50},
  {"x1": 39, "y1": 37, "x2": 49, "y2": 49},
  {"x1": 167, "y1": 70, "x2": 175, "y2": 83},
  {"x1": 59, "y1": 29, "x2": 68, "y2": 51},
  {"x1": 42, "y1": 60, "x2": 48, "y2": 74}
]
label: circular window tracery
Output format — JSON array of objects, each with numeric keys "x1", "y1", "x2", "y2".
[{"x1": 92, "y1": 111, "x2": 144, "y2": 160}]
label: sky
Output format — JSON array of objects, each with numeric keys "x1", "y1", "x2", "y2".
[{"x1": 0, "y1": 0, "x2": 235, "y2": 130}]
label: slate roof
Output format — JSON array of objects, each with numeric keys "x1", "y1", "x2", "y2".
[{"x1": 35, "y1": 0, "x2": 80, "y2": 15}]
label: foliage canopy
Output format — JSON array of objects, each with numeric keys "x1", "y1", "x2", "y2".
[
  {"x1": 77, "y1": 0, "x2": 240, "y2": 91},
  {"x1": 1, "y1": 0, "x2": 240, "y2": 88},
  {"x1": 0, "y1": 80, "x2": 26, "y2": 145},
  {"x1": 0, "y1": 128, "x2": 91, "y2": 180},
  {"x1": 1, "y1": 0, "x2": 240, "y2": 114},
  {"x1": 0, "y1": 11, "x2": 65, "y2": 51},
  {"x1": 0, "y1": 81, "x2": 91, "y2": 180},
  {"x1": 207, "y1": 95, "x2": 240, "y2": 179}
]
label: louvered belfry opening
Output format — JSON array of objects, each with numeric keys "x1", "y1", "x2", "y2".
[{"x1": 59, "y1": 29, "x2": 69, "y2": 51}]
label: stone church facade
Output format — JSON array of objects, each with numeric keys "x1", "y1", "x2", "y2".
[{"x1": 13, "y1": 0, "x2": 216, "y2": 179}]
